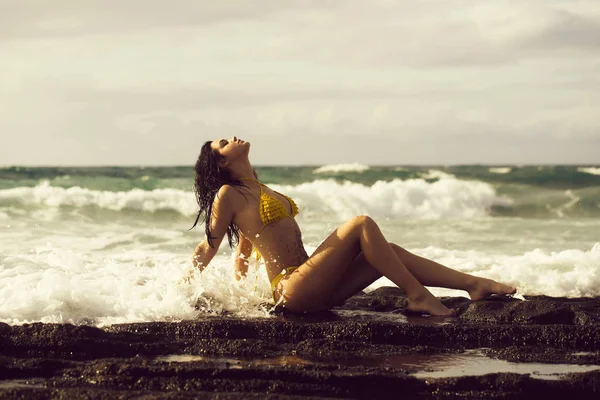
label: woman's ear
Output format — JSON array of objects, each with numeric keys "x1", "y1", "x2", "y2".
[{"x1": 218, "y1": 157, "x2": 229, "y2": 168}]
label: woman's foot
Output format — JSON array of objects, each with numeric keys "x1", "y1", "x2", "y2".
[
  {"x1": 407, "y1": 293, "x2": 456, "y2": 316},
  {"x1": 467, "y1": 278, "x2": 516, "y2": 301}
]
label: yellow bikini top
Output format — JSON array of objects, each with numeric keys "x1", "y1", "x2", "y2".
[
  {"x1": 240, "y1": 178, "x2": 299, "y2": 261},
  {"x1": 241, "y1": 178, "x2": 299, "y2": 233}
]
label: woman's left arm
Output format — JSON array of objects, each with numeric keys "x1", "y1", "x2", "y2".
[{"x1": 234, "y1": 234, "x2": 253, "y2": 280}]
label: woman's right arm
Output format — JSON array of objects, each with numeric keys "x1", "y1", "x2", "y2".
[{"x1": 190, "y1": 185, "x2": 236, "y2": 273}]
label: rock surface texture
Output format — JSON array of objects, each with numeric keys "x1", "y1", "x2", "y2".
[{"x1": 1, "y1": 287, "x2": 599, "y2": 399}]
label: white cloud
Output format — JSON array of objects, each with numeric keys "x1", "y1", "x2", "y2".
[{"x1": 0, "y1": 0, "x2": 599, "y2": 165}]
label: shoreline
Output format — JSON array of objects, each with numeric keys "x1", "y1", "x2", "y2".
[{"x1": 1, "y1": 288, "x2": 599, "y2": 398}]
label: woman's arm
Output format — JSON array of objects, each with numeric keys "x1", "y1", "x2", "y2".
[
  {"x1": 234, "y1": 234, "x2": 253, "y2": 280},
  {"x1": 190, "y1": 185, "x2": 236, "y2": 273},
  {"x1": 191, "y1": 239, "x2": 217, "y2": 272}
]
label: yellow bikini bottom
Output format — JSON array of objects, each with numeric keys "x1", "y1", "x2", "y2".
[{"x1": 270, "y1": 266, "x2": 299, "y2": 302}]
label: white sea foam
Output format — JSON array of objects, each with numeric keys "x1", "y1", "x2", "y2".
[
  {"x1": 552, "y1": 190, "x2": 581, "y2": 218},
  {"x1": 0, "y1": 178, "x2": 508, "y2": 220},
  {"x1": 489, "y1": 167, "x2": 512, "y2": 174},
  {"x1": 0, "y1": 181, "x2": 198, "y2": 216},
  {"x1": 1, "y1": 242, "x2": 599, "y2": 326},
  {"x1": 274, "y1": 178, "x2": 508, "y2": 220},
  {"x1": 419, "y1": 169, "x2": 456, "y2": 180},
  {"x1": 313, "y1": 163, "x2": 370, "y2": 174},
  {"x1": 0, "y1": 246, "x2": 271, "y2": 326},
  {"x1": 578, "y1": 167, "x2": 600, "y2": 176}
]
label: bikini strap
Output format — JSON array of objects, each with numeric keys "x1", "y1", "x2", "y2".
[
  {"x1": 240, "y1": 178, "x2": 265, "y2": 194},
  {"x1": 239, "y1": 177, "x2": 263, "y2": 185}
]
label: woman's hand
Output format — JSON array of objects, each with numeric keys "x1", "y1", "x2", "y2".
[
  {"x1": 179, "y1": 270, "x2": 194, "y2": 285},
  {"x1": 179, "y1": 243, "x2": 212, "y2": 284}
]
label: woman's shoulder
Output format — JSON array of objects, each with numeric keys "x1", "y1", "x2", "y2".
[
  {"x1": 216, "y1": 184, "x2": 236, "y2": 201},
  {"x1": 215, "y1": 184, "x2": 249, "y2": 207}
]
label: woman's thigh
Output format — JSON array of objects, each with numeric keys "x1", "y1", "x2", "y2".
[
  {"x1": 324, "y1": 252, "x2": 382, "y2": 308},
  {"x1": 278, "y1": 217, "x2": 365, "y2": 311}
]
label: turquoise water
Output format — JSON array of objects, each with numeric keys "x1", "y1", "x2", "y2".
[
  {"x1": 2, "y1": 164, "x2": 599, "y2": 218},
  {"x1": 0, "y1": 164, "x2": 599, "y2": 325}
]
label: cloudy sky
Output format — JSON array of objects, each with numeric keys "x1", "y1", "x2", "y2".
[{"x1": 1, "y1": 0, "x2": 599, "y2": 165}]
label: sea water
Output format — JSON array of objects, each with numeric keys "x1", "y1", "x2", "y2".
[{"x1": 1, "y1": 165, "x2": 599, "y2": 326}]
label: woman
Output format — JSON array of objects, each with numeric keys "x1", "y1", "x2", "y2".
[{"x1": 189, "y1": 136, "x2": 516, "y2": 316}]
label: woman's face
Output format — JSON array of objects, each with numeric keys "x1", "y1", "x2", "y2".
[{"x1": 210, "y1": 136, "x2": 250, "y2": 164}]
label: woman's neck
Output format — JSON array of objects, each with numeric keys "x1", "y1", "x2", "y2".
[{"x1": 226, "y1": 159, "x2": 255, "y2": 180}]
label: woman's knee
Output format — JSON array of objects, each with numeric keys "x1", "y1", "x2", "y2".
[
  {"x1": 343, "y1": 215, "x2": 379, "y2": 242},
  {"x1": 352, "y1": 215, "x2": 376, "y2": 229}
]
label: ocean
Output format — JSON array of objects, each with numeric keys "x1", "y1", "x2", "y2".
[{"x1": 1, "y1": 164, "x2": 599, "y2": 326}]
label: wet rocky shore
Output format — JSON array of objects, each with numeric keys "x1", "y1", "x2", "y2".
[{"x1": 1, "y1": 287, "x2": 600, "y2": 399}]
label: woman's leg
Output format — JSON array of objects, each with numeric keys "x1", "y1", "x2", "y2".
[
  {"x1": 325, "y1": 244, "x2": 516, "y2": 307},
  {"x1": 280, "y1": 216, "x2": 454, "y2": 315},
  {"x1": 391, "y1": 244, "x2": 516, "y2": 300},
  {"x1": 324, "y1": 252, "x2": 382, "y2": 308}
]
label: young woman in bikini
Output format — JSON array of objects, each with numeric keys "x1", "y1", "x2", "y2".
[{"x1": 188, "y1": 136, "x2": 516, "y2": 316}]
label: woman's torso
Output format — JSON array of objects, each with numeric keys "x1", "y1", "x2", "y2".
[{"x1": 229, "y1": 181, "x2": 308, "y2": 281}]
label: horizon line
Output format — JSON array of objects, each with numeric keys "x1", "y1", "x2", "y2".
[{"x1": 1, "y1": 163, "x2": 599, "y2": 168}]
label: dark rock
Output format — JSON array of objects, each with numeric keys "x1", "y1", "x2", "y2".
[{"x1": 1, "y1": 288, "x2": 600, "y2": 398}]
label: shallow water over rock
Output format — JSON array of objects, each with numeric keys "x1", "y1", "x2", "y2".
[{"x1": 156, "y1": 350, "x2": 600, "y2": 381}]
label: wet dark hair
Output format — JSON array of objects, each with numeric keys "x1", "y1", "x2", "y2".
[{"x1": 190, "y1": 140, "x2": 255, "y2": 249}]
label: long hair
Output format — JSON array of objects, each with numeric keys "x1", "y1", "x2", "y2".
[{"x1": 190, "y1": 141, "x2": 254, "y2": 249}]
